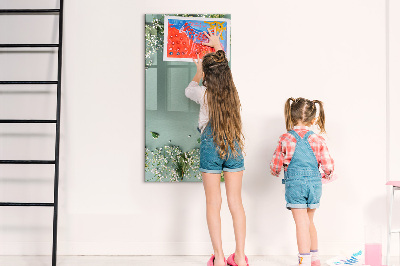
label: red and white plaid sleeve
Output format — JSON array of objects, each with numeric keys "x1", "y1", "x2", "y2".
[
  {"x1": 270, "y1": 134, "x2": 296, "y2": 176},
  {"x1": 309, "y1": 135, "x2": 335, "y2": 179},
  {"x1": 318, "y1": 137, "x2": 334, "y2": 179},
  {"x1": 270, "y1": 136, "x2": 285, "y2": 176}
]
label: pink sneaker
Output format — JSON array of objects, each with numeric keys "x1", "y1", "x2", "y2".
[
  {"x1": 227, "y1": 253, "x2": 249, "y2": 266},
  {"x1": 311, "y1": 260, "x2": 321, "y2": 266},
  {"x1": 207, "y1": 254, "x2": 227, "y2": 266}
]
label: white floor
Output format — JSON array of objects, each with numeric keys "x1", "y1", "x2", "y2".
[
  {"x1": 0, "y1": 256, "x2": 331, "y2": 266},
  {"x1": 0, "y1": 256, "x2": 398, "y2": 266}
]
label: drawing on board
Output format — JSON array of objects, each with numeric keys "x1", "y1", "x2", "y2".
[
  {"x1": 145, "y1": 14, "x2": 231, "y2": 182},
  {"x1": 163, "y1": 16, "x2": 230, "y2": 62}
]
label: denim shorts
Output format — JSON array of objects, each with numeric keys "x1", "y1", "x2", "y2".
[
  {"x1": 199, "y1": 125, "x2": 245, "y2": 174},
  {"x1": 285, "y1": 178, "x2": 322, "y2": 209}
]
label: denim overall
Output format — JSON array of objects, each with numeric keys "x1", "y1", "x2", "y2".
[
  {"x1": 198, "y1": 124, "x2": 245, "y2": 174},
  {"x1": 283, "y1": 130, "x2": 322, "y2": 210}
]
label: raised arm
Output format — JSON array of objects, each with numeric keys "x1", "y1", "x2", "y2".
[
  {"x1": 192, "y1": 54, "x2": 202, "y2": 83},
  {"x1": 193, "y1": 28, "x2": 224, "y2": 82}
]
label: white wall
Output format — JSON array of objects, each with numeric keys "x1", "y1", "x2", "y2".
[
  {"x1": 388, "y1": 0, "x2": 400, "y2": 258},
  {"x1": 0, "y1": 0, "x2": 391, "y2": 257}
]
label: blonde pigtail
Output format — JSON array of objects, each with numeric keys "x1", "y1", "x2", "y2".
[
  {"x1": 313, "y1": 100, "x2": 326, "y2": 133},
  {"x1": 285, "y1": 98, "x2": 295, "y2": 131}
]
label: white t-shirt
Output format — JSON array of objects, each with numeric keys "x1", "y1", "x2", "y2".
[{"x1": 185, "y1": 81, "x2": 209, "y2": 133}]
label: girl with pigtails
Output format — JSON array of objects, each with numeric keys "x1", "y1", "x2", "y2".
[{"x1": 270, "y1": 98, "x2": 335, "y2": 266}]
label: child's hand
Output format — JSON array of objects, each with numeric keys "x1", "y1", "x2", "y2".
[
  {"x1": 193, "y1": 54, "x2": 202, "y2": 73},
  {"x1": 192, "y1": 54, "x2": 203, "y2": 83},
  {"x1": 202, "y1": 28, "x2": 223, "y2": 51}
]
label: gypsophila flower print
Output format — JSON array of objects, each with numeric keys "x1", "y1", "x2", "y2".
[{"x1": 145, "y1": 146, "x2": 201, "y2": 182}]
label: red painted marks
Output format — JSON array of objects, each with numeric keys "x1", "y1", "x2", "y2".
[{"x1": 166, "y1": 26, "x2": 214, "y2": 59}]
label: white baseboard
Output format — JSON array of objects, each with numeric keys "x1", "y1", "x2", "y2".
[{"x1": 0, "y1": 241, "x2": 381, "y2": 256}]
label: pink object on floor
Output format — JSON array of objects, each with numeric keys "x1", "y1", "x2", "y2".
[
  {"x1": 322, "y1": 173, "x2": 338, "y2": 184},
  {"x1": 386, "y1": 181, "x2": 400, "y2": 187},
  {"x1": 311, "y1": 260, "x2": 321, "y2": 266},
  {"x1": 227, "y1": 253, "x2": 249, "y2": 266},
  {"x1": 365, "y1": 243, "x2": 382, "y2": 266},
  {"x1": 207, "y1": 254, "x2": 227, "y2": 266}
]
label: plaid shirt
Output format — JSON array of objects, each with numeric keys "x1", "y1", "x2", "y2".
[{"x1": 270, "y1": 126, "x2": 334, "y2": 179}]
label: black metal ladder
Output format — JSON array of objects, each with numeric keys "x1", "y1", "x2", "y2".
[{"x1": 0, "y1": 2, "x2": 64, "y2": 266}]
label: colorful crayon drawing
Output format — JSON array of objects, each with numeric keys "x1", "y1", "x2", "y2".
[{"x1": 163, "y1": 16, "x2": 231, "y2": 62}]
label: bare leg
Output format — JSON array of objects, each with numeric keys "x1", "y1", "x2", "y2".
[
  {"x1": 203, "y1": 172, "x2": 225, "y2": 266},
  {"x1": 225, "y1": 171, "x2": 247, "y2": 266},
  {"x1": 291, "y1": 208, "x2": 311, "y2": 254},
  {"x1": 307, "y1": 209, "x2": 318, "y2": 251}
]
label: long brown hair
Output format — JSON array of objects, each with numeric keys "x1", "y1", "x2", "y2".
[
  {"x1": 284, "y1": 97, "x2": 326, "y2": 133},
  {"x1": 202, "y1": 50, "x2": 244, "y2": 158}
]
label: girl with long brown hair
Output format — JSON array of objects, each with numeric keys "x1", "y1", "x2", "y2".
[
  {"x1": 270, "y1": 98, "x2": 335, "y2": 266},
  {"x1": 185, "y1": 28, "x2": 248, "y2": 266}
]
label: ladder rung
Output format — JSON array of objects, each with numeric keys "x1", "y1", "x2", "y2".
[
  {"x1": 0, "y1": 9, "x2": 60, "y2": 14},
  {"x1": 0, "y1": 160, "x2": 55, "y2": 164},
  {"x1": 0, "y1": 202, "x2": 54, "y2": 207},
  {"x1": 0, "y1": 81, "x2": 58, "y2": 84},
  {"x1": 0, "y1": 119, "x2": 56, "y2": 123},
  {"x1": 391, "y1": 230, "x2": 400, "y2": 233},
  {"x1": 0, "y1": 44, "x2": 59, "y2": 48}
]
